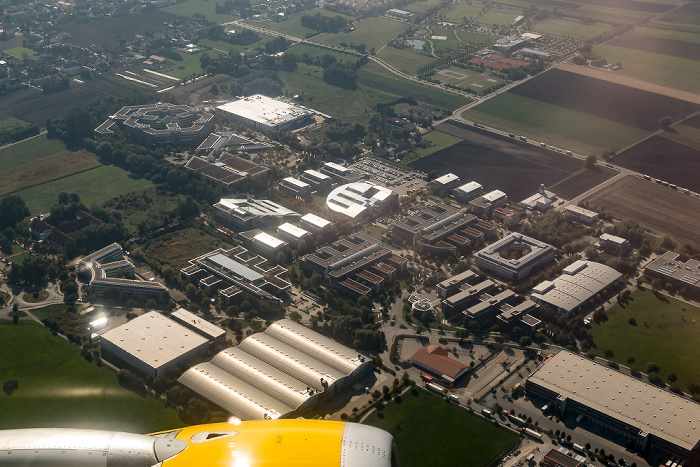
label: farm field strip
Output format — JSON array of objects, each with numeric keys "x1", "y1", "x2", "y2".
[
  {"x1": 509, "y1": 68, "x2": 700, "y2": 131},
  {"x1": 584, "y1": 175, "x2": 700, "y2": 248},
  {"x1": 0, "y1": 135, "x2": 65, "y2": 172},
  {"x1": 59, "y1": 10, "x2": 176, "y2": 48},
  {"x1": 376, "y1": 46, "x2": 435, "y2": 76},
  {"x1": 162, "y1": 0, "x2": 239, "y2": 23},
  {"x1": 12, "y1": 165, "x2": 154, "y2": 216},
  {"x1": 464, "y1": 92, "x2": 649, "y2": 150},
  {"x1": 0, "y1": 150, "x2": 100, "y2": 197},
  {"x1": 556, "y1": 63, "x2": 700, "y2": 104},
  {"x1": 608, "y1": 31, "x2": 700, "y2": 61},
  {"x1": 637, "y1": 25, "x2": 700, "y2": 43},
  {"x1": 311, "y1": 17, "x2": 409, "y2": 52}
]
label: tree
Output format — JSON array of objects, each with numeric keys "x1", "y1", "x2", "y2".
[
  {"x1": 0, "y1": 195, "x2": 30, "y2": 230},
  {"x1": 626, "y1": 355, "x2": 635, "y2": 365},
  {"x1": 647, "y1": 362, "x2": 660, "y2": 373},
  {"x1": 519, "y1": 336, "x2": 532, "y2": 347},
  {"x1": 289, "y1": 311, "x2": 302, "y2": 323},
  {"x1": 659, "y1": 116, "x2": 672, "y2": 131},
  {"x1": 492, "y1": 403, "x2": 503, "y2": 414},
  {"x1": 2, "y1": 378, "x2": 19, "y2": 395},
  {"x1": 585, "y1": 154, "x2": 597, "y2": 168},
  {"x1": 668, "y1": 373, "x2": 677, "y2": 383}
]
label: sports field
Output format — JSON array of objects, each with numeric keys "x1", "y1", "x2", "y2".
[
  {"x1": 435, "y1": 66, "x2": 507, "y2": 93},
  {"x1": 364, "y1": 387, "x2": 518, "y2": 467},
  {"x1": 313, "y1": 17, "x2": 408, "y2": 52},
  {"x1": 462, "y1": 92, "x2": 649, "y2": 153},
  {"x1": 0, "y1": 321, "x2": 182, "y2": 432},
  {"x1": 589, "y1": 289, "x2": 700, "y2": 392},
  {"x1": 584, "y1": 176, "x2": 700, "y2": 248},
  {"x1": 11, "y1": 165, "x2": 154, "y2": 216}
]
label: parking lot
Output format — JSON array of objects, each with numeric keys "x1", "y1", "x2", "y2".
[{"x1": 349, "y1": 158, "x2": 428, "y2": 196}]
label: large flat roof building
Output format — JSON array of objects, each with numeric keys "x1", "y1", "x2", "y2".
[
  {"x1": 645, "y1": 251, "x2": 700, "y2": 297},
  {"x1": 320, "y1": 162, "x2": 362, "y2": 184},
  {"x1": 170, "y1": 308, "x2": 226, "y2": 343},
  {"x1": 185, "y1": 152, "x2": 269, "y2": 187},
  {"x1": 300, "y1": 169, "x2": 333, "y2": 193},
  {"x1": 531, "y1": 260, "x2": 622, "y2": 313},
  {"x1": 411, "y1": 345, "x2": 468, "y2": 383},
  {"x1": 526, "y1": 351, "x2": 700, "y2": 461},
  {"x1": 216, "y1": 95, "x2": 317, "y2": 132},
  {"x1": 212, "y1": 198, "x2": 300, "y2": 231},
  {"x1": 179, "y1": 319, "x2": 372, "y2": 420},
  {"x1": 475, "y1": 233, "x2": 555, "y2": 282},
  {"x1": 100, "y1": 311, "x2": 209, "y2": 379},
  {"x1": 455, "y1": 181, "x2": 483, "y2": 203},
  {"x1": 300, "y1": 212, "x2": 334, "y2": 235},
  {"x1": 390, "y1": 202, "x2": 463, "y2": 246},
  {"x1": 565, "y1": 205, "x2": 600, "y2": 224},
  {"x1": 276, "y1": 222, "x2": 311, "y2": 248},
  {"x1": 326, "y1": 182, "x2": 397, "y2": 219},
  {"x1": 95, "y1": 103, "x2": 213, "y2": 146},
  {"x1": 430, "y1": 173, "x2": 460, "y2": 192}
]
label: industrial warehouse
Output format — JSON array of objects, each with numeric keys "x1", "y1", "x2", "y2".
[
  {"x1": 216, "y1": 94, "x2": 320, "y2": 132},
  {"x1": 178, "y1": 319, "x2": 373, "y2": 420},
  {"x1": 526, "y1": 351, "x2": 700, "y2": 461}
]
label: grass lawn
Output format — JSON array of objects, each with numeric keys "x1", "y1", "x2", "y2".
[
  {"x1": 0, "y1": 321, "x2": 183, "y2": 432},
  {"x1": 376, "y1": 46, "x2": 434, "y2": 76},
  {"x1": 455, "y1": 30, "x2": 499, "y2": 47},
  {"x1": 0, "y1": 135, "x2": 66, "y2": 172},
  {"x1": 313, "y1": 17, "x2": 409, "y2": 52},
  {"x1": 287, "y1": 42, "x2": 360, "y2": 62},
  {"x1": 593, "y1": 44, "x2": 700, "y2": 95},
  {"x1": 11, "y1": 165, "x2": 154, "y2": 216},
  {"x1": 402, "y1": 131, "x2": 462, "y2": 164},
  {"x1": 243, "y1": 8, "x2": 354, "y2": 39},
  {"x1": 403, "y1": 0, "x2": 448, "y2": 14},
  {"x1": 146, "y1": 227, "x2": 234, "y2": 271},
  {"x1": 566, "y1": 24, "x2": 612, "y2": 40},
  {"x1": 162, "y1": 0, "x2": 238, "y2": 23},
  {"x1": 163, "y1": 50, "x2": 223, "y2": 80},
  {"x1": 462, "y1": 92, "x2": 649, "y2": 153},
  {"x1": 428, "y1": 26, "x2": 467, "y2": 54},
  {"x1": 1, "y1": 45, "x2": 36, "y2": 59},
  {"x1": 364, "y1": 387, "x2": 519, "y2": 467},
  {"x1": 434, "y1": 65, "x2": 507, "y2": 93},
  {"x1": 589, "y1": 289, "x2": 700, "y2": 391},
  {"x1": 0, "y1": 150, "x2": 101, "y2": 197},
  {"x1": 533, "y1": 18, "x2": 610, "y2": 40}
]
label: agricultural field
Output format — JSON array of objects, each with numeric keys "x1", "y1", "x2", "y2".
[
  {"x1": 287, "y1": 42, "x2": 359, "y2": 61},
  {"x1": 162, "y1": 0, "x2": 240, "y2": 23},
  {"x1": 591, "y1": 44, "x2": 700, "y2": 95},
  {"x1": 0, "y1": 135, "x2": 65, "y2": 172},
  {"x1": 412, "y1": 121, "x2": 592, "y2": 201},
  {"x1": 145, "y1": 227, "x2": 234, "y2": 271},
  {"x1": 0, "y1": 321, "x2": 183, "y2": 432},
  {"x1": 613, "y1": 134, "x2": 700, "y2": 192},
  {"x1": 357, "y1": 61, "x2": 470, "y2": 110},
  {"x1": 0, "y1": 150, "x2": 101, "y2": 197},
  {"x1": 548, "y1": 166, "x2": 618, "y2": 200},
  {"x1": 444, "y1": 1, "x2": 485, "y2": 23},
  {"x1": 608, "y1": 30, "x2": 700, "y2": 61},
  {"x1": 532, "y1": 17, "x2": 610, "y2": 40},
  {"x1": 12, "y1": 165, "x2": 154, "y2": 216},
  {"x1": 403, "y1": 0, "x2": 448, "y2": 14},
  {"x1": 508, "y1": 69, "x2": 700, "y2": 132},
  {"x1": 434, "y1": 66, "x2": 507, "y2": 93},
  {"x1": 652, "y1": 1, "x2": 700, "y2": 27},
  {"x1": 364, "y1": 387, "x2": 518, "y2": 467},
  {"x1": 199, "y1": 31, "x2": 276, "y2": 55},
  {"x1": 1, "y1": 45, "x2": 35, "y2": 59},
  {"x1": 462, "y1": 92, "x2": 649, "y2": 154},
  {"x1": 59, "y1": 10, "x2": 178, "y2": 48},
  {"x1": 584, "y1": 175, "x2": 700, "y2": 248},
  {"x1": 376, "y1": 46, "x2": 434, "y2": 76},
  {"x1": 313, "y1": 17, "x2": 409, "y2": 52},
  {"x1": 589, "y1": 289, "x2": 700, "y2": 392},
  {"x1": 402, "y1": 130, "x2": 462, "y2": 164}
]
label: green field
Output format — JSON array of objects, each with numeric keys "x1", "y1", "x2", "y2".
[
  {"x1": 445, "y1": 1, "x2": 484, "y2": 22},
  {"x1": 594, "y1": 44, "x2": 700, "y2": 94},
  {"x1": 434, "y1": 65, "x2": 507, "y2": 93},
  {"x1": 199, "y1": 31, "x2": 276, "y2": 54},
  {"x1": 0, "y1": 135, "x2": 65, "y2": 172},
  {"x1": 146, "y1": 227, "x2": 234, "y2": 271},
  {"x1": 462, "y1": 92, "x2": 649, "y2": 153},
  {"x1": 404, "y1": 0, "x2": 449, "y2": 14},
  {"x1": 279, "y1": 64, "x2": 397, "y2": 125},
  {"x1": 478, "y1": 10, "x2": 520, "y2": 27},
  {"x1": 0, "y1": 321, "x2": 183, "y2": 432},
  {"x1": 402, "y1": 130, "x2": 462, "y2": 164},
  {"x1": 455, "y1": 30, "x2": 499, "y2": 47},
  {"x1": 162, "y1": 0, "x2": 238, "y2": 23},
  {"x1": 243, "y1": 8, "x2": 354, "y2": 38},
  {"x1": 358, "y1": 61, "x2": 471, "y2": 109},
  {"x1": 533, "y1": 18, "x2": 610, "y2": 40},
  {"x1": 636, "y1": 26, "x2": 700, "y2": 44},
  {"x1": 11, "y1": 165, "x2": 154, "y2": 215},
  {"x1": 1, "y1": 45, "x2": 36, "y2": 59},
  {"x1": 426, "y1": 25, "x2": 466, "y2": 54},
  {"x1": 376, "y1": 46, "x2": 434, "y2": 75},
  {"x1": 313, "y1": 17, "x2": 408, "y2": 52},
  {"x1": 163, "y1": 50, "x2": 215, "y2": 80},
  {"x1": 364, "y1": 388, "x2": 518, "y2": 467},
  {"x1": 589, "y1": 289, "x2": 700, "y2": 391},
  {"x1": 287, "y1": 42, "x2": 361, "y2": 61}
]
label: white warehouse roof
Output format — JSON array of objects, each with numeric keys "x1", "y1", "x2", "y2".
[
  {"x1": 433, "y1": 173, "x2": 459, "y2": 186},
  {"x1": 301, "y1": 213, "x2": 331, "y2": 229},
  {"x1": 217, "y1": 95, "x2": 313, "y2": 127},
  {"x1": 254, "y1": 231, "x2": 285, "y2": 249},
  {"x1": 277, "y1": 222, "x2": 309, "y2": 239},
  {"x1": 326, "y1": 182, "x2": 395, "y2": 219}
]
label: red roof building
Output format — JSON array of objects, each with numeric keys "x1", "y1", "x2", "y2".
[{"x1": 411, "y1": 345, "x2": 469, "y2": 383}]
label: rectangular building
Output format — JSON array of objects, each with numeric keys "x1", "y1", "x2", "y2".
[
  {"x1": 430, "y1": 173, "x2": 460, "y2": 193},
  {"x1": 437, "y1": 270, "x2": 478, "y2": 299},
  {"x1": 454, "y1": 181, "x2": 483, "y2": 203},
  {"x1": 276, "y1": 222, "x2": 311, "y2": 248},
  {"x1": 475, "y1": 233, "x2": 554, "y2": 282},
  {"x1": 216, "y1": 95, "x2": 315, "y2": 132},
  {"x1": 565, "y1": 205, "x2": 600, "y2": 224},
  {"x1": 644, "y1": 251, "x2": 700, "y2": 297},
  {"x1": 279, "y1": 177, "x2": 312, "y2": 201},
  {"x1": 300, "y1": 213, "x2": 334, "y2": 235},
  {"x1": 301, "y1": 169, "x2": 333, "y2": 192}
]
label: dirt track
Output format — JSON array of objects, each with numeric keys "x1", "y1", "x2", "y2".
[{"x1": 557, "y1": 63, "x2": 700, "y2": 105}]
